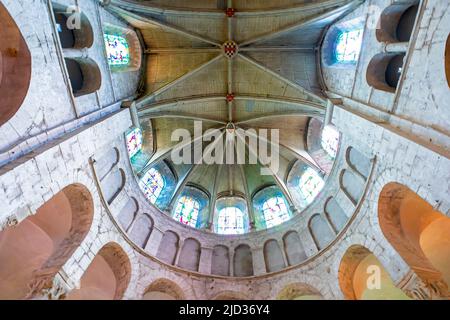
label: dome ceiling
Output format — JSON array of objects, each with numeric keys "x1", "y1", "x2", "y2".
[{"x1": 105, "y1": 0, "x2": 361, "y2": 232}]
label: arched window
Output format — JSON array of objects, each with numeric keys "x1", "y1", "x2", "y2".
[
  {"x1": 334, "y1": 29, "x2": 363, "y2": 63},
  {"x1": 321, "y1": 125, "x2": 340, "y2": 158},
  {"x1": 139, "y1": 168, "x2": 165, "y2": 204},
  {"x1": 104, "y1": 34, "x2": 130, "y2": 66},
  {"x1": 216, "y1": 207, "x2": 245, "y2": 235},
  {"x1": 173, "y1": 196, "x2": 200, "y2": 227},
  {"x1": 262, "y1": 197, "x2": 290, "y2": 228},
  {"x1": 299, "y1": 168, "x2": 324, "y2": 204},
  {"x1": 126, "y1": 127, "x2": 143, "y2": 159}
]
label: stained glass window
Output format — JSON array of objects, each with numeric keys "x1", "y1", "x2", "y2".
[
  {"x1": 126, "y1": 127, "x2": 143, "y2": 159},
  {"x1": 262, "y1": 196, "x2": 290, "y2": 228},
  {"x1": 299, "y1": 168, "x2": 324, "y2": 204},
  {"x1": 139, "y1": 168, "x2": 164, "y2": 204},
  {"x1": 173, "y1": 196, "x2": 200, "y2": 227},
  {"x1": 104, "y1": 34, "x2": 130, "y2": 66},
  {"x1": 334, "y1": 29, "x2": 363, "y2": 63},
  {"x1": 321, "y1": 125, "x2": 339, "y2": 159},
  {"x1": 216, "y1": 207, "x2": 245, "y2": 235}
]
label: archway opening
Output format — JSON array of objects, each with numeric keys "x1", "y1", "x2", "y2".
[
  {"x1": 66, "y1": 242, "x2": 131, "y2": 300},
  {"x1": 52, "y1": 2, "x2": 94, "y2": 49},
  {"x1": 376, "y1": 2, "x2": 420, "y2": 43},
  {"x1": 338, "y1": 245, "x2": 410, "y2": 300},
  {"x1": 143, "y1": 278, "x2": 185, "y2": 300},
  {"x1": 64, "y1": 58, "x2": 101, "y2": 97},
  {"x1": 378, "y1": 182, "x2": 450, "y2": 295},
  {"x1": 367, "y1": 53, "x2": 405, "y2": 92},
  {"x1": 0, "y1": 184, "x2": 93, "y2": 299},
  {"x1": 276, "y1": 283, "x2": 323, "y2": 300},
  {"x1": 0, "y1": 2, "x2": 32, "y2": 127}
]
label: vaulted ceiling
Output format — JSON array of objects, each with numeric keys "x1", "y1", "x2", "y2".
[{"x1": 104, "y1": 0, "x2": 362, "y2": 223}]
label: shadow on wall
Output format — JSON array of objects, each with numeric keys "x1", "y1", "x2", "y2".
[
  {"x1": 0, "y1": 184, "x2": 93, "y2": 299},
  {"x1": 0, "y1": 2, "x2": 32, "y2": 127},
  {"x1": 446, "y1": 34, "x2": 450, "y2": 88}
]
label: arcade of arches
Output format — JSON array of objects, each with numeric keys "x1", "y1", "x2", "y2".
[{"x1": 0, "y1": 0, "x2": 449, "y2": 300}]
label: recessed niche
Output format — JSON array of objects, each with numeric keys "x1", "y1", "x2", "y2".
[
  {"x1": 64, "y1": 58, "x2": 101, "y2": 97},
  {"x1": 367, "y1": 53, "x2": 405, "y2": 92},
  {"x1": 376, "y1": 2, "x2": 419, "y2": 43},
  {"x1": 0, "y1": 2, "x2": 32, "y2": 127},
  {"x1": 52, "y1": 2, "x2": 94, "y2": 49}
]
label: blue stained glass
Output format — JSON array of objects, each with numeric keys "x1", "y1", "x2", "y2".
[
  {"x1": 173, "y1": 196, "x2": 200, "y2": 227},
  {"x1": 321, "y1": 125, "x2": 339, "y2": 159},
  {"x1": 104, "y1": 34, "x2": 130, "y2": 66},
  {"x1": 299, "y1": 168, "x2": 324, "y2": 204},
  {"x1": 126, "y1": 127, "x2": 143, "y2": 159},
  {"x1": 334, "y1": 29, "x2": 363, "y2": 63},
  {"x1": 216, "y1": 207, "x2": 245, "y2": 235},
  {"x1": 262, "y1": 196, "x2": 290, "y2": 228},
  {"x1": 139, "y1": 168, "x2": 164, "y2": 204}
]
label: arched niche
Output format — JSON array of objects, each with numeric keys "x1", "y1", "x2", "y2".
[
  {"x1": 346, "y1": 147, "x2": 371, "y2": 180},
  {"x1": 128, "y1": 214, "x2": 153, "y2": 248},
  {"x1": 366, "y1": 53, "x2": 405, "y2": 93},
  {"x1": 0, "y1": 184, "x2": 93, "y2": 299},
  {"x1": 101, "y1": 167, "x2": 125, "y2": 205},
  {"x1": 378, "y1": 182, "x2": 450, "y2": 296},
  {"x1": 338, "y1": 245, "x2": 410, "y2": 300},
  {"x1": 94, "y1": 147, "x2": 120, "y2": 181},
  {"x1": 211, "y1": 245, "x2": 230, "y2": 276},
  {"x1": 276, "y1": 283, "x2": 323, "y2": 300},
  {"x1": 212, "y1": 291, "x2": 249, "y2": 300},
  {"x1": 340, "y1": 169, "x2": 364, "y2": 205},
  {"x1": 233, "y1": 244, "x2": 253, "y2": 277},
  {"x1": 264, "y1": 239, "x2": 286, "y2": 273},
  {"x1": 156, "y1": 230, "x2": 179, "y2": 265},
  {"x1": 66, "y1": 242, "x2": 131, "y2": 300},
  {"x1": 64, "y1": 57, "x2": 101, "y2": 97},
  {"x1": 283, "y1": 231, "x2": 307, "y2": 266},
  {"x1": 0, "y1": 2, "x2": 32, "y2": 127},
  {"x1": 177, "y1": 238, "x2": 201, "y2": 272},
  {"x1": 308, "y1": 214, "x2": 335, "y2": 251},
  {"x1": 51, "y1": 2, "x2": 94, "y2": 49},
  {"x1": 446, "y1": 34, "x2": 450, "y2": 88},
  {"x1": 103, "y1": 23, "x2": 142, "y2": 72},
  {"x1": 143, "y1": 278, "x2": 185, "y2": 300},
  {"x1": 324, "y1": 197, "x2": 348, "y2": 233},
  {"x1": 117, "y1": 197, "x2": 139, "y2": 232},
  {"x1": 376, "y1": 2, "x2": 419, "y2": 43}
]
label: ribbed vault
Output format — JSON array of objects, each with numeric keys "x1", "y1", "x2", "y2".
[{"x1": 103, "y1": 0, "x2": 361, "y2": 231}]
